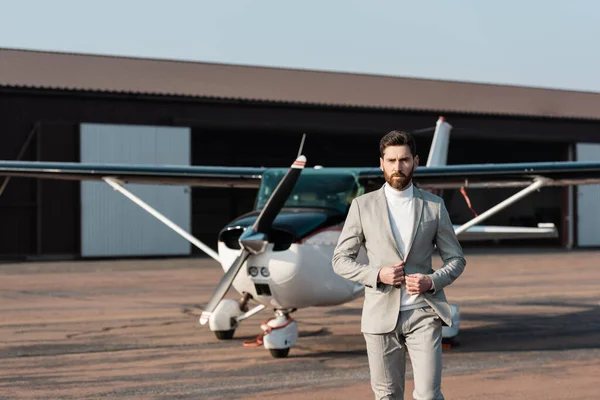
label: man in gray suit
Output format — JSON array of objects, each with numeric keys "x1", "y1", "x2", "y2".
[{"x1": 332, "y1": 130, "x2": 466, "y2": 400}]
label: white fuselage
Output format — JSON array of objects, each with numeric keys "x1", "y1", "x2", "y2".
[
  {"x1": 216, "y1": 220, "x2": 557, "y2": 311},
  {"x1": 217, "y1": 231, "x2": 366, "y2": 310}
]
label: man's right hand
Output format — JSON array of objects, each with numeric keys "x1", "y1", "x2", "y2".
[{"x1": 377, "y1": 262, "x2": 405, "y2": 285}]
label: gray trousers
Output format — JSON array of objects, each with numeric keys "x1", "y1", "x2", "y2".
[{"x1": 363, "y1": 307, "x2": 443, "y2": 400}]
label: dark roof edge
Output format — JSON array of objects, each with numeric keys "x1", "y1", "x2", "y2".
[{"x1": 3, "y1": 83, "x2": 599, "y2": 123}]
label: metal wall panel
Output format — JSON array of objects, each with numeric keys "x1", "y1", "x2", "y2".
[
  {"x1": 576, "y1": 143, "x2": 600, "y2": 247},
  {"x1": 80, "y1": 124, "x2": 191, "y2": 257}
]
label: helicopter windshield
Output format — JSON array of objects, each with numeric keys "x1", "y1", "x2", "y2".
[{"x1": 255, "y1": 168, "x2": 363, "y2": 214}]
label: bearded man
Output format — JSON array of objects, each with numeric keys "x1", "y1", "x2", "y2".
[{"x1": 332, "y1": 130, "x2": 466, "y2": 400}]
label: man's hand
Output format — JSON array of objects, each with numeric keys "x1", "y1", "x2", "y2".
[
  {"x1": 377, "y1": 262, "x2": 405, "y2": 285},
  {"x1": 405, "y1": 273, "x2": 433, "y2": 295}
]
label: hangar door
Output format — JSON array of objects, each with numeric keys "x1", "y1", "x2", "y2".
[
  {"x1": 80, "y1": 124, "x2": 191, "y2": 257},
  {"x1": 576, "y1": 143, "x2": 600, "y2": 247}
]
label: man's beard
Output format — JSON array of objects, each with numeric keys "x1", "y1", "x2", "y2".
[{"x1": 385, "y1": 169, "x2": 413, "y2": 190}]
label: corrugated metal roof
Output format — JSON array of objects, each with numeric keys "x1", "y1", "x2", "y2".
[{"x1": 2, "y1": 47, "x2": 600, "y2": 119}]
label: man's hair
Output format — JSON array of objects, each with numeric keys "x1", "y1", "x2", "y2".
[{"x1": 379, "y1": 130, "x2": 417, "y2": 158}]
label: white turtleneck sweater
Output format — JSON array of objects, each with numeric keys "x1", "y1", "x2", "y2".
[{"x1": 383, "y1": 182, "x2": 428, "y2": 311}]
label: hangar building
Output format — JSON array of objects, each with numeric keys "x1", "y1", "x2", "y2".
[{"x1": 1, "y1": 47, "x2": 600, "y2": 260}]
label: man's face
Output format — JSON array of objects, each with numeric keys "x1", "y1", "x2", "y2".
[{"x1": 379, "y1": 145, "x2": 419, "y2": 190}]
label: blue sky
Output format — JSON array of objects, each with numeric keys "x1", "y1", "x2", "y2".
[{"x1": 2, "y1": 0, "x2": 599, "y2": 92}]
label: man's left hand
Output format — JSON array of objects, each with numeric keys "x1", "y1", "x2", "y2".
[{"x1": 405, "y1": 274, "x2": 433, "y2": 295}]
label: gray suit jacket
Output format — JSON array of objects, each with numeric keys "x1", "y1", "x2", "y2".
[{"x1": 332, "y1": 185, "x2": 466, "y2": 334}]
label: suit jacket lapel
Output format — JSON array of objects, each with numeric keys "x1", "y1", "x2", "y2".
[
  {"x1": 375, "y1": 186, "x2": 404, "y2": 261},
  {"x1": 405, "y1": 187, "x2": 424, "y2": 258}
]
